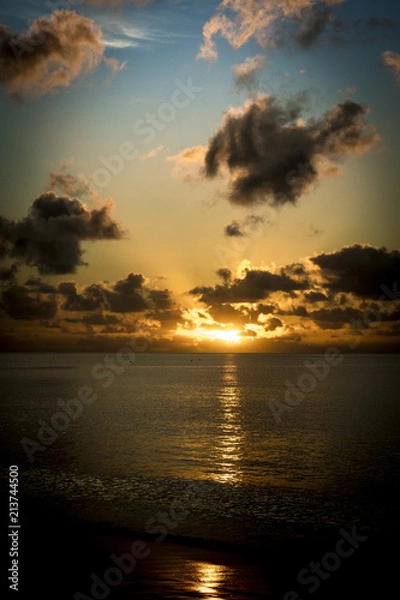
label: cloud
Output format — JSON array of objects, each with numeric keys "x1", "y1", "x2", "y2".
[
  {"x1": 190, "y1": 267, "x2": 309, "y2": 304},
  {"x1": 225, "y1": 221, "x2": 244, "y2": 237},
  {"x1": 58, "y1": 274, "x2": 183, "y2": 317},
  {"x1": 188, "y1": 243, "x2": 400, "y2": 336},
  {"x1": 139, "y1": 145, "x2": 164, "y2": 161},
  {"x1": 208, "y1": 303, "x2": 248, "y2": 325},
  {"x1": 197, "y1": 0, "x2": 346, "y2": 62},
  {"x1": 0, "y1": 10, "x2": 125, "y2": 99},
  {"x1": 0, "y1": 192, "x2": 125, "y2": 274},
  {"x1": 0, "y1": 263, "x2": 18, "y2": 284},
  {"x1": 217, "y1": 268, "x2": 232, "y2": 284},
  {"x1": 329, "y1": 17, "x2": 395, "y2": 47},
  {"x1": 148, "y1": 289, "x2": 174, "y2": 310},
  {"x1": 381, "y1": 50, "x2": 400, "y2": 84},
  {"x1": 292, "y1": 4, "x2": 334, "y2": 48},
  {"x1": 309, "y1": 224, "x2": 324, "y2": 237},
  {"x1": 225, "y1": 214, "x2": 264, "y2": 237},
  {"x1": 1, "y1": 284, "x2": 57, "y2": 320},
  {"x1": 304, "y1": 291, "x2": 328, "y2": 303},
  {"x1": 24, "y1": 277, "x2": 58, "y2": 294},
  {"x1": 167, "y1": 145, "x2": 208, "y2": 181},
  {"x1": 337, "y1": 85, "x2": 356, "y2": 96},
  {"x1": 194, "y1": 94, "x2": 378, "y2": 206},
  {"x1": 59, "y1": 273, "x2": 148, "y2": 313},
  {"x1": 310, "y1": 244, "x2": 400, "y2": 298},
  {"x1": 309, "y1": 306, "x2": 365, "y2": 329},
  {"x1": 264, "y1": 316, "x2": 283, "y2": 331},
  {"x1": 48, "y1": 170, "x2": 99, "y2": 201},
  {"x1": 81, "y1": 313, "x2": 122, "y2": 326},
  {"x1": 231, "y1": 54, "x2": 266, "y2": 91}
]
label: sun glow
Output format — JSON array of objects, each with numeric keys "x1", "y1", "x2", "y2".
[{"x1": 183, "y1": 327, "x2": 242, "y2": 344}]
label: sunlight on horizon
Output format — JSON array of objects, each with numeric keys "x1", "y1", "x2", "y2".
[{"x1": 179, "y1": 327, "x2": 243, "y2": 344}]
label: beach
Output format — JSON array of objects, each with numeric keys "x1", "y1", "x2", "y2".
[{"x1": 13, "y1": 510, "x2": 397, "y2": 600}]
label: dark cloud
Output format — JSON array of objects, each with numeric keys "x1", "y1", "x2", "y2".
[
  {"x1": 257, "y1": 303, "x2": 275, "y2": 315},
  {"x1": 225, "y1": 215, "x2": 264, "y2": 237},
  {"x1": 292, "y1": 5, "x2": 333, "y2": 48},
  {"x1": 304, "y1": 291, "x2": 329, "y2": 303},
  {"x1": 109, "y1": 273, "x2": 147, "y2": 313},
  {"x1": 208, "y1": 303, "x2": 247, "y2": 325},
  {"x1": 309, "y1": 224, "x2": 324, "y2": 237},
  {"x1": 24, "y1": 277, "x2": 58, "y2": 294},
  {"x1": 59, "y1": 273, "x2": 148, "y2": 313},
  {"x1": 311, "y1": 244, "x2": 400, "y2": 298},
  {"x1": 285, "y1": 262, "x2": 308, "y2": 277},
  {"x1": 59, "y1": 281, "x2": 106, "y2": 311},
  {"x1": 0, "y1": 192, "x2": 124, "y2": 275},
  {"x1": 148, "y1": 289, "x2": 174, "y2": 310},
  {"x1": 328, "y1": 16, "x2": 395, "y2": 47},
  {"x1": 264, "y1": 316, "x2": 283, "y2": 332},
  {"x1": 287, "y1": 12, "x2": 395, "y2": 49},
  {"x1": 217, "y1": 268, "x2": 232, "y2": 284},
  {"x1": 48, "y1": 171, "x2": 97, "y2": 201},
  {"x1": 0, "y1": 263, "x2": 18, "y2": 283},
  {"x1": 1, "y1": 284, "x2": 57, "y2": 320},
  {"x1": 81, "y1": 313, "x2": 121, "y2": 326},
  {"x1": 57, "y1": 274, "x2": 182, "y2": 318},
  {"x1": 201, "y1": 95, "x2": 378, "y2": 206},
  {"x1": 357, "y1": 17, "x2": 394, "y2": 33},
  {"x1": 225, "y1": 221, "x2": 244, "y2": 237},
  {"x1": 292, "y1": 305, "x2": 308, "y2": 317},
  {"x1": 382, "y1": 309, "x2": 400, "y2": 322},
  {"x1": 310, "y1": 307, "x2": 365, "y2": 329},
  {"x1": 0, "y1": 10, "x2": 124, "y2": 99},
  {"x1": 146, "y1": 308, "x2": 185, "y2": 327},
  {"x1": 191, "y1": 267, "x2": 309, "y2": 304}
]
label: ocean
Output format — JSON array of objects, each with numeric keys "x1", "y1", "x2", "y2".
[{"x1": 1, "y1": 352, "x2": 399, "y2": 598}]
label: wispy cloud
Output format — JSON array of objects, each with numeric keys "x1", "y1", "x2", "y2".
[
  {"x1": 231, "y1": 54, "x2": 266, "y2": 91},
  {"x1": 197, "y1": 0, "x2": 346, "y2": 63},
  {"x1": 139, "y1": 144, "x2": 164, "y2": 161},
  {"x1": 101, "y1": 19, "x2": 195, "y2": 49},
  {"x1": 381, "y1": 50, "x2": 400, "y2": 84}
]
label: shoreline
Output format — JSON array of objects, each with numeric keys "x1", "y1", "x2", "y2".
[{"x1": 5, "y1": 513, "x2": 396, "y2": 600}]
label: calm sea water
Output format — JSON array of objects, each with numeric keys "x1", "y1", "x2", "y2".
[{"x1": 1, "y1": 352, "x2": 399, "y2": 547}]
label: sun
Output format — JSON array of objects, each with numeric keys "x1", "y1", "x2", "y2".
[
  {"x1": 187, "y1": 328, "x2": 242, "y2": 344},
  {"x1": 209, "y1": 329, "x2": 241, "y2": 344}
]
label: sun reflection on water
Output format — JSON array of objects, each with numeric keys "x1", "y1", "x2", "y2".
[
  {"x1": 194, "y1": 562, "x2": 232, "y2": 598},
  {"x1": 211, "y1": 355, "x2": 244, "y2": 485}
]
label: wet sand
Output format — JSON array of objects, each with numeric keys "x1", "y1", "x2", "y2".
[{"x1": 13, "y1": 516, "x2": 397, "y2": 600}]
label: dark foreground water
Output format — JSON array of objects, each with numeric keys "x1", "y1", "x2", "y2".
[{"x1": 0, "y1": 352, "x2": 399, "y2": 598}]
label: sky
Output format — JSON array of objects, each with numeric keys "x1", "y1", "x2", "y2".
[{"x1": 0, "y1": 0, "x2": 399, "y2": 353}]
